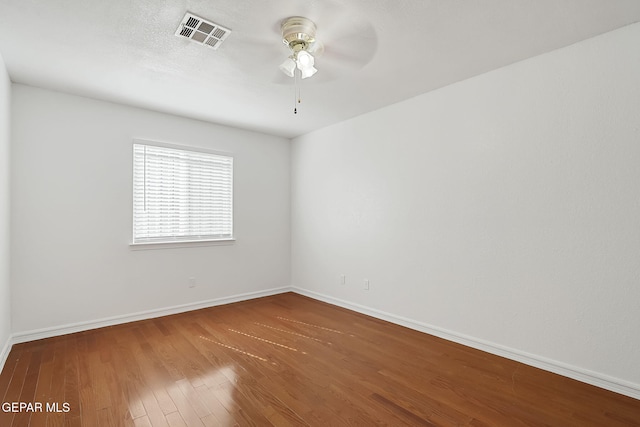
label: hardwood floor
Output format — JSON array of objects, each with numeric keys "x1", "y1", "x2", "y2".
[{"x1": 0, "y1": 292, "x2": 638, "y2": 426}]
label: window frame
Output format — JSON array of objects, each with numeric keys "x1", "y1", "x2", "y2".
[{"x1": 130, "y1": 139, "x2": 235, "y2": 248}]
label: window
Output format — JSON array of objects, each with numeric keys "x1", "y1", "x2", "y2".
[{"x1": 132, "y1": 141, "x2": 233, "y2": 244}]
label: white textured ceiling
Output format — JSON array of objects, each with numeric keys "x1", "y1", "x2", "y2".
[{"x1": 1, "y1": 0, "x2": 639, "y2": 138}]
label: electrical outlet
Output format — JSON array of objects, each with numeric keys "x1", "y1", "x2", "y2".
[
  {"x1": 188, "y1": 277, "x2": 197, "y2": 288},
  {"x1": 340, "y1": 274, "x2": 346, "y2": 285},
  {"x1": 364, "y1": 279, "x2": 369, "y2": 290}
]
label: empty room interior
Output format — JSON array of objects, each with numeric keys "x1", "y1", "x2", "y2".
[{"x1": 1, "y1": 0, "x2": 640, "y2": 426}]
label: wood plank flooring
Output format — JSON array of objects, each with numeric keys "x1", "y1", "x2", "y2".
[{"x1": 0, "y1": 292, "x2": 638, "y2": 426}]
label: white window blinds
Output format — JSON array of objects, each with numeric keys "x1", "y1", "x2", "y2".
[{"x1": 133, "y1": 142, "x2": 233, "y2": 244}]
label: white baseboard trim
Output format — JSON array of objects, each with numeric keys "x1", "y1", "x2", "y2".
[
  {"x1": 12, "y1": 286, "x2": 292, "y2": 345},
  {"x1": 0, "y1": 334, "x2": 12, "y2": 374},
  {"x1": 292, "y1": 287, "x2": 640, "y2": 401}
]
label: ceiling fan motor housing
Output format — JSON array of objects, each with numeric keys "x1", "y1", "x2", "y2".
[{"x1": 281, "y1": 16, "x2": 317, "y2": 52}]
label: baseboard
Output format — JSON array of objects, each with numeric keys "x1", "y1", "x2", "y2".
[
  {"x1": 291, "y1": 287, "x2": 640, "y2": 401},
  {"x1": 0, "y1": 333, "x2": 12, "y2": 375},
  {"x1": 12, "y1": 286, "x2": 292, "y2": 345}
]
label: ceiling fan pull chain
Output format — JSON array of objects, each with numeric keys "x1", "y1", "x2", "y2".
[{"x1": 294, "y1": 68, "x2": 300, "y2": 114}]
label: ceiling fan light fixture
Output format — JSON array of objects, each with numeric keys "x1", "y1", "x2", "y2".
[
  {"x1": 279, "y1": 49, "x2": 317, "y2": 78},
  {"x1": 300, "y1": 65, "x2": 317, "y2": 79},
  {"x1": 296, "y1": 50, "x2": 314, "y2": 68},
  {"x1": 279, "y1": 57, "x2": 296, "y2": 77}
]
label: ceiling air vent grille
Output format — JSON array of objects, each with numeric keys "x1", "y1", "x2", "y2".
[{"x1": 175, "y1": 12, "x2": 231, "y2": 50}]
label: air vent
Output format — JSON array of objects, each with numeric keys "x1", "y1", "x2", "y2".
[{"x1": 175, "y1": 12, "x2": 231, "y2": 50}]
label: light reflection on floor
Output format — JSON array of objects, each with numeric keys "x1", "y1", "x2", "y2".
[
  {"x1": 276, "y1": 316, "x2": 345, "y2": 334},
  {"x1": 254, "y1": 322, "x2": 332, "y2": 344},
  {"x1": 199, "y1": 335, "x2": 269, "y2": 362},
  {"x1": 131, "y1": 365, "x2": 240, "y2": 426},
  {"x1": 127, "y1": 316, "x2": 354, "y2": 425},
  {"x1": 228, "y1": 329, "x2": 306, "y2": 354}
]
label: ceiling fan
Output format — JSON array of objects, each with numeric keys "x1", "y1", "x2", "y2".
[
  {"x1": 273, "y1": 12, "x2": 378, "y2": 83},
  {"x1": 279, "y1": 16, "x2": 321, "y2": 79},
  {"x1": 273, "y1": 12, "x2": 377, "y2": 113}
]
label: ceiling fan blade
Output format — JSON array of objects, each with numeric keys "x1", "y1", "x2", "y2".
[
  {"x1": 319, "y1": 20, "x2": 378, "y2": 71},
  {"x1": 308, "y1": 39, "x2": 324, "y2": 57},
  {"x1": 271, "y1": 67, "x2": 294, "y2": 84},
  {"x1": 223, "y1": 31, "x2": 285, "y2": 64}
]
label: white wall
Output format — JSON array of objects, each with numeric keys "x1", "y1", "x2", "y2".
[
  {"x1": 11, "y1": 85, "x2": 290, "y2": 334},
  {"x1": 292, "y1": 23, "x2": 640, "y2": 394},
  {"x1": 0, "y1": 52, "x2": 11, "y2": 366}
]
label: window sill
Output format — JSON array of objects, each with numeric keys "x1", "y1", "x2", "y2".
[{"x1": 129, "y1": 238, "x2": 236, "y2": 250}]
